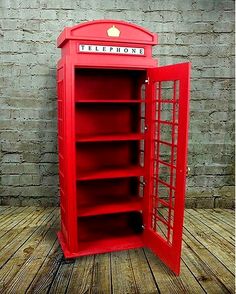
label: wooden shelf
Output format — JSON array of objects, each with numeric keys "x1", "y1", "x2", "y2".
[
  {"x1": 77, "y1": 197, "x2": 142, "y2": 217},
  {"x1": 76, "y1": 99, "x2": 144, "y2": 103},
  {"x1": 76, "y1": 133, "x2": 145, "y2": 142},
  {"x1": 77, "y1": 166, "x2": 144, "y2": 181},
  {"x1": 77, "y1": 234, "x2": 144, "y2": 256},
  {"x1": 76, "y1": 211, "x2": 144, "y2": 255}
]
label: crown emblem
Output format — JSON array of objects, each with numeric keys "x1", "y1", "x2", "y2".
[{"x1": 107, "y1": 25, "x2": 120, "y2": 37}]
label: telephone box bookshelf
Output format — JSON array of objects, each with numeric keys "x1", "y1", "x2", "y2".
[{"x1": 57, "y1": 20, "x2": 190, "y2": 275}]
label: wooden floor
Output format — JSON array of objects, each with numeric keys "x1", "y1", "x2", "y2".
[{"x1": 0, "y1": 207, "x2": 234, "y2": 294}]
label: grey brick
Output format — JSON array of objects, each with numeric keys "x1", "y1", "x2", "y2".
[
  {"x1": 40, "y1": 10, "x2": 57, "y2": 20},
  {"x1": 20, "y1": 175, "x2": 41, "y2": 186},
  {"x1": 201, "y1": 10, "x2": 222, "y2": 22},
  {"x1": 22, "y1": 152, "x2": 40, "y2": 163},
  {"x1": 181, "y1": 11, "x2": 203, "y2": 22},
  {"x1": 193, "y1": 0, "x2": 215, "y2": 11},
  {"x1": 213, "y1": 22, "x2": 234, "y2": 33},
  {"x1": 0, "y1": 109, "x2": 11, "y2": 119},
  {"x1": 214, "y1": 1, "x2": 235, "y2": 11},
  {"x1": 0, "y1": 8, "x2": 20, "y2": 18},
  {"x1": 40, "y1": 153, "x2": 58, "y2": 163},
  {"x1": 2, "y1": 154, "x2": 22, "y2": 163},
  {"x1": 214, "y1": 197, "x2": 235, "y2": 209},
  {"x1": 1, "y1": 175, "x2": 20, "y2": 186},
  {"x1": 185, "y1": 197, "x2": 215, "y2": 209},
  {"x1": 41, "y1": 175, "x2": 59, "y2": 186},
  {"x1": 40, "y1": 0, "x2": 75, "y2": 9},
  {"x1": 115, "y1": 0, "x2": 146, "y2": 10},
  {"x1": 148, "y1": 1, "x2": 177, "y2": 11}
]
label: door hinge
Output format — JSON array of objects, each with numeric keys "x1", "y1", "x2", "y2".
[{"x1": 144, "y1": 77, "x2": 149, "y2": 84}]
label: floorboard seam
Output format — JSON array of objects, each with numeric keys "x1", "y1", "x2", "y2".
[
  {"x1": 183, "y1": 225, "x2": 235, "y2": 275},
  {"x1": 142, "y1": 248, "x2": 161, "y2": 294}
]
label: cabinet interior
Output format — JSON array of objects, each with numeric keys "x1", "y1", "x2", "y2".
[{"x1": 75, "y1": 68, "x2": 146, "y2": 253}]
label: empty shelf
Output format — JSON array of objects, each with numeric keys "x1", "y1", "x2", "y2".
[
  {"x1": 77, "y1": 197, "x2": 142, "y2": 217},
  {"x1": 77, "y1": 235, "x2": 144, "y2": 256},
  {"x1": 76, "y1": 133, "x2": 145, "y2": 142},
  {"x1": 77, "y1": 166, "x2": 144, "y2": 181}
]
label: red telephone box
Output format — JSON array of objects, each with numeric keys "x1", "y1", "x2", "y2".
[{"x1": 57, "y1": 20, "x2": 190, "y2": 275}]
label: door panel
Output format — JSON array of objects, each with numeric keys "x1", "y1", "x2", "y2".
[{"x1": 144, "y1": 63, "x2": 191, "y2": 275}]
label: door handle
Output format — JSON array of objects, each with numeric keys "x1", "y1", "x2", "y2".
[{"x1": 186, "y1": 167, "x2": 190, "y2": 175}]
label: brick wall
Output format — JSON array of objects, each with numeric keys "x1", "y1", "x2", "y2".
[{"x1": 0, "y1": 0, "x2": 235, "y2": 208}]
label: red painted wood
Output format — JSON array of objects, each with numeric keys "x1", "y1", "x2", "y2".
[
  {"x1": 77, "y1": 197, "x2": 142, "y2": 217},
  {"x1": 144, "y1": 62, "x2": 191, "y2": 275},
  {"x1": 76, "y1": 133, "x2": 145, "y2": 142},
  {"x1": 58, "y1": 231, "x2": 143, "y2": 258},
  {"x1": 77, "y1": 166, "x2": 144, "y2": 181},
  {"x1": 57, "y1": 20, "x2": 157, "y2": 47},
  {"x1": 76, "y1": 99, "x2": 144, "y2": 103},
  {"x1": 57, "y1": 20, "x2": 157, "y2": 69},
  {"x1": 57, "y1": 20, "x2": 190, "y2": 275}
]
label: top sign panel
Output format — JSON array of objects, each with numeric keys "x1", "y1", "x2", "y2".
[
  {"x1": 79, "y1": 44, "x2": 145, "y2": 56},
  {"x1": 57, "y1": 20, "x2": 158, "y2": 69},
  {"x1": 57, "y1": 20, "x2": 157, "y2": 48}
]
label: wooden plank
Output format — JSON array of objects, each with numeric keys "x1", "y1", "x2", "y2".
[
  {"x1": 0, "y1": 206, "x2": 9, "y2": 212},
  {"x1": 1, "y1": 222, "x2": 59, "y2": 292},
  {"x1": 90, "y1": 253, "x2": 112, "y2": 294},
  {"x1": 26, "y1": 243, "x2": 62, "y2": 293},
  {"x1": 0, "y1": 206, "x2": 17, "y2": 216},
  {"x1": 182, "y1": 239, "x2": 232, "y2": 293},
  {"x1": 0, "y1": 206, "x2": 234, "y2": 293},
  {"x1": 221, "y1": 209, "x2": 234, "y2": 215},
  {"x1": 184, "y1": 212, "x2": 235, "y2": 274},
  {"x1": 0, "y1": 208, "x2": 45, "y2": 255},
  {"x1": 0, "y1": 207, "x2": 41, "y2": 233},
  {"x1": 183, "y1": 229, "x2": 235, "y2": 293},
  {"x1": 66, "y1": 255, "x2": 94, "y2": 293},
  {"x1": 128, "y1": 249, "x2": 158, "y2": 294},
  {"x1": 0, "y1": 206, "x2": 27, "y2": 224},
  {"x1": 0, "y1": 208, "x2": 54, "y2": 269},
  {"x1": 0, "y1": 208, "x2": 45, "y2": 254},
  {"x1": 208, "y1": 209, "x2": 235, "y2": 227},
  {"x1": 0, "y1": 209, "x2": 58, "y2": 289},
  {"x1": 111, "y1": 250, "x2": 139, "y2": 293},
  {"x1": 195, "y1": 209, "x2": 235, "y2": 234},
  {"x1": 187, "y1": 209, "x2": 234, "y2": 245},
  {"x1": 0, "y1": 207, "x2": 35, "y2": 238},
  {"x1": 48, "y1": 258, "x2": 75, "y2": 294},
  {"x1": 0, "y1": 207, "x2": 16, "y2": 220},
  {"x1": 144, "y1": 248, "x2": 204, "y2": 294},
  {"x1": 0, "y1": 207, "x2": 23, "y2": 227}
]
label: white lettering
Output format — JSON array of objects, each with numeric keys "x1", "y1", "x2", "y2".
[{"x1": 79, "y1": 44, "x2": 145, "y2": 55}]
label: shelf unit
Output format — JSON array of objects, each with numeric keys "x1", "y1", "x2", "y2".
[{"x1": 74, "y1": 68, "x2": 146, "y2": 253}]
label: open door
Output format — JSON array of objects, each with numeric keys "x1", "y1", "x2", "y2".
[{"x1": 144, "y1": 62, "x2": 191, "y2": 275}]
